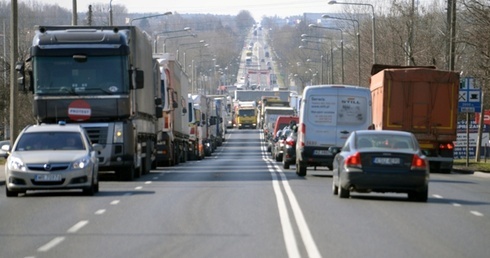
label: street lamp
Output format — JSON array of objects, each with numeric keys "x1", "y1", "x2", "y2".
[
  {"x1": 328, "y1": 0, "x2": 376, "y2": 64},
  {"x1": 309, "y1": 24, "x2": 344, "y2": 84},
  {"x1": 152, "y1": 27, "x2": 193, "y2": 53},
  {"x1": 161, "y1": 33, "x2": 197, "y2": 53},
  {"x1": 301, "y1": 34, "x2": 335, "y2": 84},
  {"x1": 109, "y1": 0, "x2": 113, "y2": 26},
  {"x1": 129, "y1": 11, "x2": 172, "y2": 26},
  {"x1": 322, "y1": 14, "x2": 361, "y2": 85}
]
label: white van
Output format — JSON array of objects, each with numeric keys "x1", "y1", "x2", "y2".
[{"x1": 295, "y1": 85, "x2": 372, "y2": 176}]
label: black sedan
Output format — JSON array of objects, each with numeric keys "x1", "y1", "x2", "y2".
[{"x1": 332, "y1": 130, "x2": 429, "y2": 202}]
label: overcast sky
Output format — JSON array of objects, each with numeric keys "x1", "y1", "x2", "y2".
[{"x1": 33, "y1": 0, "x2": 340, "y2": 20}]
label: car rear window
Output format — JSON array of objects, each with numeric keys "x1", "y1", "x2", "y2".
[{"x1": 356, "y1": 134, "x2": 415, "y2": 150}]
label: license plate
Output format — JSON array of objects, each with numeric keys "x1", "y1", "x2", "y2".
[
  {"x1": 35, "y1": 174, "x2": 62, "y2": 182},
  {"x1": 373, "y1": 157, "x2": 400, "y2": 165},
  {"x1": 313, "y1": 150, "x2": 330, "y2": 156}
]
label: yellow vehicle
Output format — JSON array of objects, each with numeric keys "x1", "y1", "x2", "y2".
[
  {"x1": 236, "y1": 107, "x2": 257, "y2": 129},
  {"x1": 246, "y1": 50, "x2": 252, "y2": 57}
]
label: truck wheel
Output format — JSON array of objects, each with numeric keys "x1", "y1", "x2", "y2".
[
  {"x1": 118, "y1": 166, "x2": 135, "y2": 181},
  {"x1": 283, "y1": 159, "x2": 290, "y2": 169}
]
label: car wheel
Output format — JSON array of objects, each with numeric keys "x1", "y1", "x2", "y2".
[
  {"x1": 408, "y1": 187, "x2": 428, "y2": 202},
  {"x1": 338, "y1": 177, "x2": 350, "y2": 198},
  {"x1": 5, "y1": 187, "x2": 19, "y2": 197},
  {"x1": 283, "y1": 159, "x2": 290, "y2": 169},
  {"x1": 83, "y1": 180, "x2": 96, "y2": 196},
  {"x1": 296, "y1": 163, "x2": 307, "y2": 177},
  {"x1": 332, "y1": 177, "x2": 338, "y2": 195}
]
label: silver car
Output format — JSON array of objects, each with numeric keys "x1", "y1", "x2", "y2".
[{"x1": 2, "y1": 123, "x2": 102, "y2": 197}]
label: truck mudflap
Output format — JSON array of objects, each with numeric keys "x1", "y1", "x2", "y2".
[{"x1": 426, "y1": 157, "x2": 453, "y2": 173}]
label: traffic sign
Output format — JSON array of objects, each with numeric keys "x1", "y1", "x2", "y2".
[
  {"x1": 458, "y1": 77, "x2": 481, "y2": 113},
  {"x1": 68, "y1": 100, "x2": 92, "y2": 121}
]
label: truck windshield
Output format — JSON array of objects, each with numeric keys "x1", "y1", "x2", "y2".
[{"x1": 33, "y1": 56, "x2": 129, "y2": 95}]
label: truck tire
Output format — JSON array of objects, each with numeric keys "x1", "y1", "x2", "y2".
[{"x1": 118, "y1": 166, "x2": 135, "y2": 181}]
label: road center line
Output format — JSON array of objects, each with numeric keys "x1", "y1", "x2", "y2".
[
  {"x1": 38, "y1": 237, "x2": 65, "y2": 252},
  {"x1": 67, "y1": 220, "x2": 89, "y2": 233},
  {"x1": 470, "y1": 211, "x2": 484, "y2": 217},
  {"x1": 266, "y1": 159, "x2": 300, "y2": 257}
]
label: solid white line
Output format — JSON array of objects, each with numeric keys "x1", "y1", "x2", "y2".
[
  {"x1": 267, "y1": 159, "x2": 301, "y2": 258},
  {"x1": 95, "y1": 209, "x2": 106, "y2": 215},
  {"x1": 470, "y1": 211, "x2": 484, "y2": 217},
  {"x1": 110, "y1": 200, "x2": 120, "y2": 205},
  {"x1": 273, "y1": 163, "x2": 322, "y2": 258},
  {"x1": 432, "y1": 194, "x2": 443, "y2": 199},
  {"x1": 38, "y1": 237, "x2": 65, "y2": 252},
  {"x1": 67, "y1": 220, "x2": 89, "y2": 233}
]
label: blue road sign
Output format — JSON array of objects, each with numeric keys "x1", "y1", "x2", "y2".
[{"x1": 458, "y1": 77, "x2": 481, "y2": 113}]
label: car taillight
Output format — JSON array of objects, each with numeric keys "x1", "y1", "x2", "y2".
[
  {"x1": 439, "y1": 143, "x2": 454, "y2": 150},
  {"x1": 285, "y1": 139, "x2": 295, "y2": 146},
  {"x1": 345, "y1": 152, "x2": 361, "y2": 168},
  {"x1": 411, "y1": 154, "x2": 426, "y2": 169}
]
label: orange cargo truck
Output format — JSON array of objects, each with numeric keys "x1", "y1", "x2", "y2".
[{"x1": 370, "y1": 65, "x2": 460, "y2": 173}]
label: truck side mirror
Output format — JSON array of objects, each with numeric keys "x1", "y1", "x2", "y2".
[
  {"x1": 155, "y1": 106, "x2": 163, "y2": 118},
  {"x1": 129, "y1": 69, "x2": 144, "y2": 89},
  {"x1": 15, "y1": 62, "x2": 26, "y2": 92}
]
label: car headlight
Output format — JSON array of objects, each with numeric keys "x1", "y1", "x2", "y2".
[
  {"x1": 8, "y1": 156, "x2": 26, "y2": 171},
  {"x1": 73, "y1": 157, "x2": 90, "y2": 169}
]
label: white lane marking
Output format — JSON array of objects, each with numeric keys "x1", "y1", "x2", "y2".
[
  {"x1": 273, "y1": 163, "x2": 322, "y2": 258},
  {"x1": 470, "y1": 211, "x2": 484, "y2": 217},
  {"x1": 267, "y1": 159, "x2": 301, "y2": 258},
  {"x1": 145, "y1": 181, "x2": 152, "y2": 184},
  {"x1": 135, "y1": 186, "x2": 143, "y2": 190},
  {"x1": 110, "y1": 200, "x2": 120, "y2": 205},
  {"x1": 38, "y1": 237, "x2": 65, "y2": 252},
  {"x1": 95, "y1": 209, "x2": 106, "y2": 215},
  {"x1": 451, "y1": 203, "x2": 461, "y2": 207},
  {"x1": 432, "y1": 194, "x2": 443, "y2": 199},
  {"x1": 67, "y1": 220, "x2": 89, "y2": 233}
]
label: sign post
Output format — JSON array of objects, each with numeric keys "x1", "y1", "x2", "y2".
[{"x1": 458, "y1": 77, "x2": 481, "y2": 166}]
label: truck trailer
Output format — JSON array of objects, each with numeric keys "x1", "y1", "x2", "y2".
[
  {"x1": 370, "y1": 65, "x2": 460, "y2": 173},
  {"x1": 154, "y1": 53, "x2": 191, "y2": 166},
  {"x1": 16, "y1": 25, "x2": 162, "y2": 180}
]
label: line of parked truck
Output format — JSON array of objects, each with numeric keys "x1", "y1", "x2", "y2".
[{"x1": 14, "y1": 25, "x2": 232, "y2": 180}]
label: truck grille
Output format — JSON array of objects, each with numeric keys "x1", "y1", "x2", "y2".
[{"x1": 84, "y1": 126, "x2": 108, "y2": 144}]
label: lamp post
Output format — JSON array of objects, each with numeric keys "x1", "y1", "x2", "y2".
[
  {"x1": 182, "y1": 43, "x2": 209, "y2": 83},
  {"x1": 177, "y1": 40, "x2": 206, "y2": 63},
  {"x1": 161, "y1": 33, "x2": 197, "y2": 53},
  {"x1": 299, "y1": 45, "x2": 325, "y2": 84},
  {"x1": 322, "y1": 14, "x2": 361, "y2": 85},
  {"x1": 109, "y1": 0, "x2": 113, "y2": 26},
  {"x1": 308, "y1": 24, "x2": 344, "y2": 84},
  {"x1": 152, "y1": 27, "x2": 192, "y2": 53},
  {"x1": 301, "y1": 34, "x2": 335, "y2": 84},
  {"x1": 130, "y1": 11, "x2": 172, "y2": 26},
  {"x1": 328, "y1": 0, "x2": 376, "y2": 64}
]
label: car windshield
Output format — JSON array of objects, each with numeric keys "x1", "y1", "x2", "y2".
[
  {"x1": 15, "y1": 132, "x2": 85, "y2": 151},
  {"x1": 356, "y1": 134, "x2": 415, "y2": 150},
  {"x1": 33, "y1": 56, "x2": 129, "y2": 95}
]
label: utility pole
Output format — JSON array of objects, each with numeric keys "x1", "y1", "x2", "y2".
[
  {"x1": 72, "y1": 0, "x2": 77, "y2": 25},
  {"x1": 10, "y1": 0, "x2": 18, "y2": 144},
  {"x1": 447, "y1": 0, "x2": 456, "y2": 71}
]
